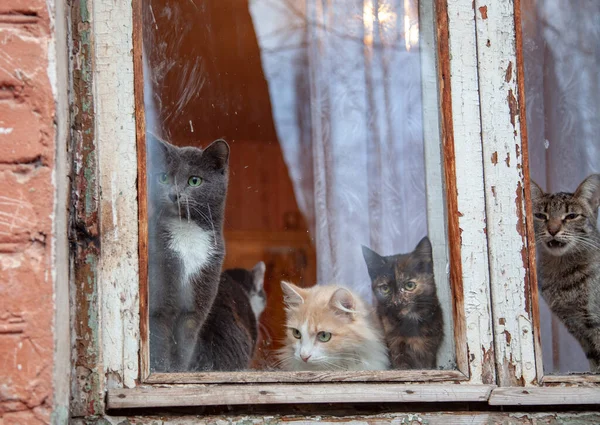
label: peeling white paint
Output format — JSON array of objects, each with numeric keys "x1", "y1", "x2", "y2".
[
  {"x1": 83, "y1": 0, "x2": 541, "y2": 402},
  {"x1": 93, "y1": 0, "x2": 140, "y2": 389},
  {"x1": 474, "y1": 0, "x2": 537, "y2": 386},
  {"x1": 0, "y1": 127, "x2": 14, "y2": 135},
  {"x1": 447, "y1": 0, "x2": 495, "y2": 384}
]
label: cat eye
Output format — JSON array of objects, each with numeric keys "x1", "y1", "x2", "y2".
[
  {"x1": 291, "y1": 328, "x2": 301, "y2": 339},
  {"x1": 317, "y1": 331, "x2": 332, "y2": 342},
  {"x1": 533, "y1": 212, "x2": 548, "y2": 220},
  {"x1": 188, "y1": 176, "x2": 203, "y2": 187},
  {"x1": 158, "y1": 173, "x2": 169, "y2": 184},
  {"x1": 378, "y1": 284, "x2": 391, "y2": 295},
  {"x1": 564, "y1": 213, "x2": 580, "y2": 220},
  {"x1": 404, "y1": 281, "x2": 417, "y2": 291}
]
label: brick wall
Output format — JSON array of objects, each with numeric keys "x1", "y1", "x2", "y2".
[{"x1": 0, "y1": 1, "x2": 57, "y2": 424}]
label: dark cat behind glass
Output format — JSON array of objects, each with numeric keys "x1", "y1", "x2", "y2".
[
  {"x1": 362, "y1": 237, "x2": 444, "y2": 369},
  {"x1": 147, "y1": 133, "x2": 229, "y2": 372},
  {"x1": 190, "y1": 262, "x2": 266, "y2": 371}
]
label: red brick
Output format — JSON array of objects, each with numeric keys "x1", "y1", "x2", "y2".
[
  {"x1": 0, "y1": 2, "x2": 56, "y2": 423},
  {"x1": 0, "y1": 29, "x2": 54, "y2": 165},
  {"x1": 0, "y1": 167, "x2": 52, "y2": 245},
  {"x1": 0, "y1": 1, "x2": 49, "y2": 32},
  {"x1": 0, "y1": 29, "x2": 52, "y2": 96},
  {"x1": 0, "y1": 245, "x2": 53, "y2": 417},
  {"x1": 0, "y1": 103, "x2": 53, "y2": 164},
  {"x1": 2, "y1": 410, "x2": 47, "y2": 425}
]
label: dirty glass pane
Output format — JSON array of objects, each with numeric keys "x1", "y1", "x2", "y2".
[
  {"x1": 142, "y1": 0, "x2": 456, "y2": 373},
  {"x1": 523, "y1": 0, "x2": 600, "y2": 374}
]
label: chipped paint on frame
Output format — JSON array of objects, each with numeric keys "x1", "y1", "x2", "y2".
[
  {"x1": 473, "y1": 0, "x2": 537, "y2": 386},
  {"x1": 71, "y1": 412, "x2": 600, "y2": 425},
  {"x1": 93, "y1": 0, "x2": 140, "y2": 390},
  {"x1": 66, "y1": 0, "x2": 564, "y2": 419},
  {"x1": 69, "y1": 0, "x2": 103, "y2": 417},
  {"x1": 445, "y1": 0, "x2": 496, "y2": 384}
]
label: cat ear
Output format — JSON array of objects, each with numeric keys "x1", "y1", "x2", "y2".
[
  {"x1": 203, "y1": 139, "x2": 230, "y2": 171},
  {"x1": 413, "y1": 236, "x2": 433, "y2": 273},
  {"x1": 574, "y1": 174, "x2": 600, "y2": 210},
  {"x1": 414, "y1": 236, "x2": 432, "y2": 259},
  {"x1": 361, "y1": 245, "x2": 386, "y2": 279},
  {"x1": 530, "y1": 180, "x2": 544, "y2": 201},
  {"x1": 281, "y1": 281, "x2": 305, "y2": 307},
  {"x1": 147, "y1": 131, "x2": 173, "y2": 157},
  {"x1": 329, "y1": 288, "x2": 357, "y2": 320},
  {"x1": 252, "y1": 261, "x2": 266, "y2": 291}
]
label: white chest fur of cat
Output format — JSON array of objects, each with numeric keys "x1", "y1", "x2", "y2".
[{"x1": 166, "y1": 219, "x2": 214, "y2": 309}]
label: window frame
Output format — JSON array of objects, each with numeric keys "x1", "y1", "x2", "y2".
[
  {"x1": 135, "y1": 0, "x2": 477, "y2": 386},
  {"x1": 67, "y1": 0, "x2": 600, "y2": 415}
]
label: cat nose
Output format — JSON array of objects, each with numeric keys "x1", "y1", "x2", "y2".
[
  {"x1": 301, "y1": 354, "x2": 311, "y2": 362},
  {"x1": 169, "y1": 192, "x2": 178, "y2": 203},
  {"x1": 547, "y1": 224, "x2": 561, "y2": 236}
]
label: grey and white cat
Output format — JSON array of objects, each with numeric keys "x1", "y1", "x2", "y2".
[
  {"x1": 147, "y1": 133, "x2": 229, "y2": 372},
  {"x1": 190, "y1": 261, "x2": 267, "y2": 371},
  {"x1": 531, "y1": 174, "x2": 600, "y2": 372}
]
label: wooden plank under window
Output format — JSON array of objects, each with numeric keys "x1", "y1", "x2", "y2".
[
  {"x1": 489, "y1": 387, "x2": 600, "y2": 405},
  {"x1": 107, "y1": 384, "x2": 495, "y2": 409}
]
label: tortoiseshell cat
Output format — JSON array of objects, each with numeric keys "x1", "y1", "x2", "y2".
[
  {"x1": 147, "y1": 134, "x2": 229, "y2": 372},
  {"x1": 277, "y1": 282, "x2": 390, "y2": 371},
  {"x1": 190, "y1": 262, "x2": 266, "y2": 371},
  {"x1": 362, "y1": 237, "x2": 444, "y2": 369},
  {"x1": 531, "y1": 174, "x2": 600, "y2": 372}
]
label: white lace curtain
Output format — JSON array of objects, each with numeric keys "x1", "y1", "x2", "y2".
[
  {"x1": 523, "y1": 0, "x2": 600, "y2": 373},
  {"x1": 250, "y1": 0, "x2": 427, "y2": 302}
]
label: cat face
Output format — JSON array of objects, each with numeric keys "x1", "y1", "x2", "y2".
[
  {"x1": 278, "y1": 282, "x2": 371, "y2": 370},
  {"x1": 223, "y1": 261, "x2": 267, "y2": 320},
  {"x1": 147, "y1": 133, "x2": 229, "y2": 225},
  {"x1": 531, "y1": 174, "x2": 600, "y2": 257},
  {"x1": 362, "y1": 237, "x2": 436, "y2": 321}
]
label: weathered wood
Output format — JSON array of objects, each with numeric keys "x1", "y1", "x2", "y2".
[
  {"x1": 132, "y1": 0, "x2": 150, "y2": 384},
  {"x1": 94, "y1": 0, "x2": 140, "y2": 389},
  {"x1": 75, "y1": 412, "x2": 600, "y2": 425},
  {"x1": 145, "y1": 369, "x2": 468, "y2": 384},
  {"x1": 107, "y1": 384, "x2": 494, "y2": 409},
  {"x1": 474, "y1": 0, "x2": 536, "y2": 386},
  {"x1": 442, "y1": 0, "x2": 496, "y2": 384},
  {"x1": 542, "y1": 375, "x2": 600, "y2": 384},
  {"x1": 489, "y1": 387, "x2": 600, "y2": 405},
  {"x1": 51, "y1": 0, "x2": 71, "y2": 421},
  {"x1": 513, "y1": 0, "x2": 544, "y2": 384},
  {"x1": 68, "y1": 0, "x2": 102, "y2": 417},
  {"x1": 421, "y1": 0, "x2": 456, "y2": 372}
]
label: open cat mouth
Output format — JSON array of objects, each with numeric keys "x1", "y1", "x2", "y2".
[{"x1": 546, "y1": 239, "x2": 566, "y2": 249}]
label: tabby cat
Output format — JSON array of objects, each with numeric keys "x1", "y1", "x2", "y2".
[
  {"x1": 277, "y1": 281, "x2": 390, "y2": 371},
  {"x1": 531, "y1": 174, "x2": 600, "y2": 372},
  {"x1": 190, "y1": 262, "x2": 266, "y2": 371},
  {"x1": 147, "y1": 133, "x2": 229, "y2": 372},
  {"x1": 362, "y1": 237, "x2": 444, "y2": 369}
]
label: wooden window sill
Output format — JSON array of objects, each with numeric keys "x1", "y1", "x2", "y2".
[
  {"x1": 107, "y1": 383, "x2": 495, "y2": 409},
  {"x1": 489, "y1": 387, "x2": 600, "y2": 405},
  {"x1": 108, "y1": 384, "x2": 600, "y2": 409}
]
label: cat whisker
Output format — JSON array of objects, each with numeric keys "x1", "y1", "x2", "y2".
[
  {"x1": 185, "y1": 197, "x2": 191, "y2": 223},
  {"x1": 172, "y1": 179, "x2": 182, "y2": 222},
  {"x1": 185, "y1": 202, "x2": 215, "y2": 224},
  {"x1": 564, "y1": 234, "x2": 600, "y2": 250},
  {"x1": 312, "y1": 360, "x2": 347, "y2": 370},
  {"x1": 207, "y1": 202, "x2": 217, "y2": 243}
]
